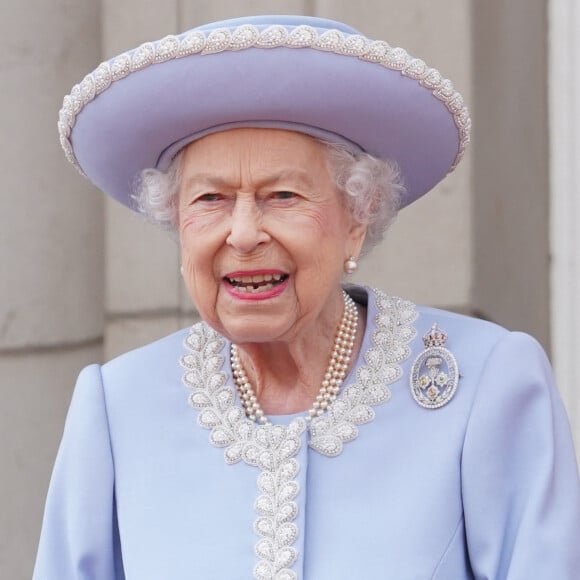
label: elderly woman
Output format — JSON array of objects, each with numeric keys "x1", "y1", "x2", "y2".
[{"x1": 35, "y1": 15, "x2": 580, "y2": 580}]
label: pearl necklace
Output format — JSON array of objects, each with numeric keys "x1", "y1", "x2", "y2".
[{"x1": 230, "y1": 291, "x2": 359, "y2": 425}]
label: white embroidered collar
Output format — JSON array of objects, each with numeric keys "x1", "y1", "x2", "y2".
[{"x1": 181, "y1": 287, "x2": 417, "y2": 580}]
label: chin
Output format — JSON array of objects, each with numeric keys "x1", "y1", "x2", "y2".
[{"x1": 219, "y1": 318, "x2": 294, "y2": 345}]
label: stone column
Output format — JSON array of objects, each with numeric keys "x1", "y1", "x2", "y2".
[
  {"x1": 471, "y1": 0, "x2": 551, "y2": 349},
  {"x1": 0, "y1": 0, "x2": 102, "y2": 578},
  {"x1": 549, "y1": 0, "x2": 580, "y2": 458},
  {"x1": 102, "y1": 0, "x2": 183, "y2": 360}
]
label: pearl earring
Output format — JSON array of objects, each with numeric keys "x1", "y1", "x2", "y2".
[
  {"x1": 344, "y1": 256, "x2": 358, "y2": 275},
  {"x1": 180, "y1": 265, "x2": 184, "y2": 276}
]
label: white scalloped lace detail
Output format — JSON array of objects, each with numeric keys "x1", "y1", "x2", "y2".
[
  {"x1": 59, "y1": 24, "x2": 470, "y2": 175},
  {"x1": 180, "y1": 288, "x2": 417, "y2": 579}
]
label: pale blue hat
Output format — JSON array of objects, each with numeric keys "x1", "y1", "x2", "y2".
[{"x1": 58, "y1": 15, "x2": 470, "y2": 209}]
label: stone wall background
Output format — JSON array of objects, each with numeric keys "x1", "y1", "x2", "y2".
[{"x1": 1, "y1": 0, "x2": 569, "y2": 578}]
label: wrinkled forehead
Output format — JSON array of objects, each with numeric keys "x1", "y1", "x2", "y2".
[{"x1": 178, "y1": 128, "x2": 337, "y2": 190}]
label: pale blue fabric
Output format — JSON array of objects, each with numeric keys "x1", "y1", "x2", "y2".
[{"x1": 34, "y1": 288, "x2": 580, "y2": 579}]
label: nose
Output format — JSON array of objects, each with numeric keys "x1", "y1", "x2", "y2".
[{"x1": 226, "y1": 197, "x2": 270, "y2": 253}]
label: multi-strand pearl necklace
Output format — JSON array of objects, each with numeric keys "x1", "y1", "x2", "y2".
[{"x1": 230, "y1": 291, "x2": 359, "y2": 425}]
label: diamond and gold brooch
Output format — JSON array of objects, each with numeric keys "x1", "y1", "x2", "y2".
[{"x1": 410, "y1": 323, "x2": 459, "y2": 409}]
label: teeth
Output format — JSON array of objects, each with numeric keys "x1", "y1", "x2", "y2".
[
  {"x1": 228, "y1": 273, "x2": 285, "y2": 285},
  {"x1": 236, "y1": 283, "x2": 274, "y2": 293}
]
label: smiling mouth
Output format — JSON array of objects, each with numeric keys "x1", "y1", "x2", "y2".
[{"x1": 225, "y1": 273, "x2": 288, "y2": 293}]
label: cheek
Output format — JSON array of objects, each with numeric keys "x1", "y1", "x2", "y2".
[
  {"x1": 179, "y1": 207, "x2": 225, "y2": 235},
  {"x1": 290, "y1": 208, "x2": 351, "y2": 280},
  {"x1": 275, "y1": 203, "x2": 339, "y2": 236},
  {"x1": 298, "y1": 204, "x2": 352, "y2": 254},
  {"x1": 178, "y1": 217, "x2": 223, "y2": 284},
  {"x1": 179, "y1": 244, "x2": 219, "y2": 325},
  {"x1": 178, "y1": 208, "x2": 228, "y2": 267}
]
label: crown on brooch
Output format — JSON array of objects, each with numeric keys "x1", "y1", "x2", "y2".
[{"x1": 423, "y1": 323, "x2": 448, "y2": 348}]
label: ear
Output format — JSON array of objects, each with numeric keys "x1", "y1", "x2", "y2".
[{"x1": 346, "y1": 220, "x2": 367, "y2": 259}]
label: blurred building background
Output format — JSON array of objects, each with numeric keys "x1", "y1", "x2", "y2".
[{"x1": 1, "y1": 0, "x2": 578, "y2": 577}]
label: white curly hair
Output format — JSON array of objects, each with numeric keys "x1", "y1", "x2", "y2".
[{"x1": 133, "y1": 138, "x2": 405, "y2": 253}]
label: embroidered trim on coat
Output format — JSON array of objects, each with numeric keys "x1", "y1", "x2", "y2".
[{"x1": 181, "y1": 288, "x2": 417, "y2": 579}]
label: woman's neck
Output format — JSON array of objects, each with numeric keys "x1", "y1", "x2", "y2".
[{"x1": 233, "y1": 301, "x2": 366, "y2": 416}]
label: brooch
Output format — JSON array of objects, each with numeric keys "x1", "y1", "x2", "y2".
[{"x1": 410, "y1": 323, "x2": 459, "y2": 409}]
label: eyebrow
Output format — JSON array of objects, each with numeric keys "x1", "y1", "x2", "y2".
[{"x1": 182, "y1": 169, "x2": 316, "y2": 192}]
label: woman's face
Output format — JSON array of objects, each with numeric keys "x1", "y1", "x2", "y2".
[{"x1": 178, "y1": 128, "x2": 366, "y2": 344}]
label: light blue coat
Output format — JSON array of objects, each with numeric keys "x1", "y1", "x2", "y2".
[{"x1": 34, "y1": 287, "x2": 580, "y2": 579}]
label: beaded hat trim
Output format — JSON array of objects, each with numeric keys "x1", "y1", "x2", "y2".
[{"x1": 58, "y1": 23, "x2": 470, "y2": 177}]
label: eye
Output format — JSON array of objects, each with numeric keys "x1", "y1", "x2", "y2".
[
  {"x1": 192, "y1": 193, "x2": 223, "y2": 203},
  {"x1": 271, "y1": 191, "x2": 297, "y2": 200}
]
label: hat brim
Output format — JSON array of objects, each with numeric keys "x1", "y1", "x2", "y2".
[{"x1": 59, "y1": 17, "x2": 470, "y2": 210}]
